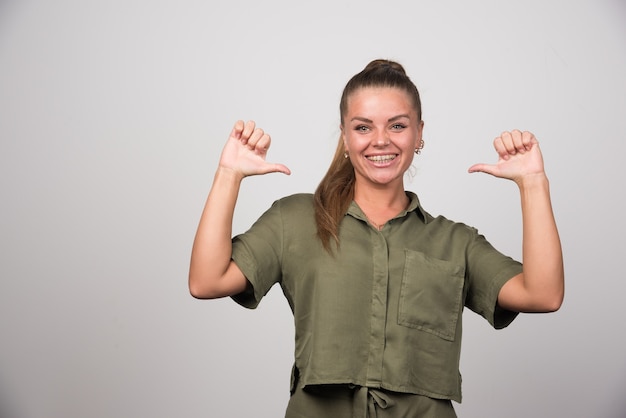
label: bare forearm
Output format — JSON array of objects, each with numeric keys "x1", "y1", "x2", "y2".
[
  {"x1": 188, "y1": 120, "x2": 289, "y2": 298},
  {"x1": 188, "y1": 167, "x2": 244, "y2": 297},
  {"x1": 519, "y1": 173, "x2": 564, "y2": 310}
]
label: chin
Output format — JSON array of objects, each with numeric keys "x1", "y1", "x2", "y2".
[{"x1": 367, "y1": 174, "x2": 403, "y2": 186}]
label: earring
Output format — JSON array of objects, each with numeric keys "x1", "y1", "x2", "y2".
[
  {"x1": 415, "y1": 139, "x2": 424, "y2": 154},
  {"x1": 344, "y1": 151, "x2": 349, "y2": 159}
]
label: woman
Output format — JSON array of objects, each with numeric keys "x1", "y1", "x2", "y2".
[{"x1": 189, "y1": 59, "x2": 564, "y2": 417}]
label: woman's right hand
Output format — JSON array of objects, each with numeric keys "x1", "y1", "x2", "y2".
[{"x1": 218, "y1": 120, "x2": 291, "y2": 178}]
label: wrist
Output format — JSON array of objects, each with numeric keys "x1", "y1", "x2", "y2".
[
  {"x1": 516, "y1": 172, "x2": 549, "y2": 192},
  {"x1": 215, "y1": 165, "x2": 245, "y2": 184}
]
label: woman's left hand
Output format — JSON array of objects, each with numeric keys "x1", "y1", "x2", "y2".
[{"x1": 468, "y1": 130, "x2": 545, "y2": 184}]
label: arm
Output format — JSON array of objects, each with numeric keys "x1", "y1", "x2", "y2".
[
  {"x1": 468, "y1": 130, "x2": 564, "y2": 313},
  {"x1": 188, "y1": 120, "x2": 290, "y2": 299}
]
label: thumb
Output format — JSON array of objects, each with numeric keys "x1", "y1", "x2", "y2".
[
  {"x1": 467, "y1": 163, "x2": 496, "y2": 176},
  {"x1": 263, "y1": 162, "x2": 291, "y2": 175}
]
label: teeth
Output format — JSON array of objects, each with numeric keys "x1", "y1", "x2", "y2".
[{"x1": 367, "y1": 155, "x2": 396, "y2": 162}]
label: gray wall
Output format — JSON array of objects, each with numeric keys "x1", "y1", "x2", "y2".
[{"x1": 1, "y1": 0, "x2": 625, "y2": 417}]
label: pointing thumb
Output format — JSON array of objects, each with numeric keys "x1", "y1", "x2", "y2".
[
  {"x1": 468, "y1": 163, "x2": 493, "y2": 175},
  {"x1": 267, "y1": 163, "x2": 291, "y2": 175}
]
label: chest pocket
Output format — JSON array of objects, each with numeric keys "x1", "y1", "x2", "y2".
[{"x1": 398, "y1": 249, "x2": 465, "y2": 341}]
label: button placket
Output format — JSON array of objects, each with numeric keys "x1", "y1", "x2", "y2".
[{"x1": 365, "y1": 229, "x2": 389, "y2": 386}]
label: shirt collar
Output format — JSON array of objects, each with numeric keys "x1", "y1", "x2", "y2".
[{"x1": 346, "y1": 191, "x2": 429, "y2": 224}]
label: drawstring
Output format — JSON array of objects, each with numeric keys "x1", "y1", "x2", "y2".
[{"x1": 352, "y1": 386, "x2": 395, "y2": 418}]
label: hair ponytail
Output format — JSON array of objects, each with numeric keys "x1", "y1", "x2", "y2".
[{"x1": 314, "y1": 59, "x2": 422, "y2": 252}]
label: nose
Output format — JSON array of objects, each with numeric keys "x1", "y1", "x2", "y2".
[{"x1": 374, "y1": 130, "x2": 390, "y2": 146}]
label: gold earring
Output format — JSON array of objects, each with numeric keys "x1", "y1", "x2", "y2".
[{"x1": 415, "y1": 139, "x2": 424, "y2": 154}]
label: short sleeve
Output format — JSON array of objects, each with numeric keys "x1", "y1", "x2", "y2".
[
  {"x1": 464, "y1": 230, "x2": 523, "y2": 329},
  {"x1": 230, "y1": 199, "x2": 284, "y2": 309}
]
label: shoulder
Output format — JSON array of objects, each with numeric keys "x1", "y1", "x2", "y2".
[
  {"x1": 274, "y1": 193, "x2": 315, "y2": 211},
  {"x1": 406, "y1": 192, "x2": 479, "y2": 239},
  {"x1": 261, "y1": 194, "x2": 315, "y2": 225},
  {"x1": 424, "y1": 211, "x2": 480, "y2": 240},
  {"x1": 237, "y1": 194, "x2": 315, "y2": 242},
  {"x1": 269, "y1": 194, "x2": 316, "y2": 234}
]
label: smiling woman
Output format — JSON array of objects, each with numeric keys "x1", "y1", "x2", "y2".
[
  {"x1": 188, "y1": 59, "x2": 564, "y2": 417},
  {"x1": 341, "y1": 86, "x2": 424, "y2": 226},
  {"x1": 343, "y1": 88, "x2": 422, "y2": 183}
]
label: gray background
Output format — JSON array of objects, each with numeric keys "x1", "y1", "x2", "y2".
[{"x1": 1, "y1": 0, "x2": 625, "y2": 417}]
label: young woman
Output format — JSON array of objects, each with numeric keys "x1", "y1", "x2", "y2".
[{"x1": 189, "y1": 59, "x2": 564, "y2": 417}]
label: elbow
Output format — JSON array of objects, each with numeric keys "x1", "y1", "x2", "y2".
[
  {"x1": 188, "y1": 279, "x2": 206, "y2": 299},
  {"x1": 189, "y1": 283, "x2": 207, "y2": 299},
  {"x1": 189, "y1": 284, "x2": 222, "y2": 300},
  {"x1": 188, "y1": 274, "x2": 219, "y2": 300},
  {"x1": 526, "y1": 270, "x2": 565, "y2": 313},
  {"x1": 539, "y1": 299, "x2": 562, "y2": 313},
  {"x1": 546, "y1": 275, "x2": 565, "y2": 312},
  {"x1": 545, "y1": 292, "x2": 564, "y2": 313},
  {"x1": 537, "y1": 288, "x2": 564, "y2": 313},
  {"x1": 188, "y1": 262, "x2": 246, "y2": 299}
]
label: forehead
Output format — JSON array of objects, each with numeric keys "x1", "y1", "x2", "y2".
[{"x1": 345, "y1": 87, "x2": 415, "y2": 116}]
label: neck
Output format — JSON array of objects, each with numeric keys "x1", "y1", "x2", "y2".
[
  {"x1": 354, "y1": 182, "x2": 408, "y2": 211},
  {"x1": 353, "y1": 182, "x2": 409, "y2": 230}
]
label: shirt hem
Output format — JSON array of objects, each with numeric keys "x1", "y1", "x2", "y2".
[{"x1": 298, "y1": 378, "x2": 462, "y2": 403}]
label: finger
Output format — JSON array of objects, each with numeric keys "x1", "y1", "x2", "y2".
[
  {"x1": 521, "y1": 130, "x2": 535, "y2": 151},
  {"x1": 230, "y1": 120, "x2": 245, "y2": 139},
  {"x1": 493, "y1": 136, "x2": 510, "y2": 160},
  {"x1": 499, "y1": 131, "x2": 517, "y2": 156},
  {"x1": 254, "y1": 132, "x2": 271, "y2": 153},
  {"x1": 246, "y1": 128, "x2": 266, "y2": 150},
  {"x1": 241, "y1": 120, "x2": 257, "y2": 144},
  {"x1": 510, "y1": 129, "x2": 527, "y2": 153},
  {"x1": 249, "y1": 132, "x2": 271, "y2": 154}
]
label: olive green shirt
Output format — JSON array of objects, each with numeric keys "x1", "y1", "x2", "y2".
[{"x1": 231, "y1": 192, "x2": 521, "y2": 403}]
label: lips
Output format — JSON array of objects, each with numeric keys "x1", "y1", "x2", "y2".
[{"x1": 366, "y1": 154, "x2": 397, "y2": 163}]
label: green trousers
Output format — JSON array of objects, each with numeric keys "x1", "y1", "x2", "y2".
[{"x1": 285, "y1": 385, "x2": 457, "y2": 418}]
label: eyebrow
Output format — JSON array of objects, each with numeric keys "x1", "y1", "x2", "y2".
[{"x1": 350, "y1": 114, "x2": 411, "y2": 123}]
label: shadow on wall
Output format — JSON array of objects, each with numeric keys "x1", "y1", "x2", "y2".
[
  {"x1": 0, "y1": 0, "x2": 17, "y2": 37},
  {"x1": 608, "y1": 372, "x2": 626, "y2": 418},
  {"x1": 0, "y1": 394, "x2": 18, "y2": 418},
  {"x1": 0, "y1": 0, "x2": 15, "y2": 18},
  {"x1": 609, "y1": 400, "x2": 626, "y2": 418}
]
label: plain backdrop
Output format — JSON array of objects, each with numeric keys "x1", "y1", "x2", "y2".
[{"x1": 1, "y1": 0, "x2": 625, "y2": 417}]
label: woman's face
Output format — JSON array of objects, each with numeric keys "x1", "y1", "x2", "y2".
[{"x1": 342, "y1": 87, "x2": 423, "y2": 189}]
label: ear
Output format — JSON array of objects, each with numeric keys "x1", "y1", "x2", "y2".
[
  {"x1": 416, "y1": 120, "x2": 425, "y2": 145},
  {"x1": 340, "y1": 125, "x2": 347, "y2": 150}
]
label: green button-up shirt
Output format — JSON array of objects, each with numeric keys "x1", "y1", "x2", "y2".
[{"x1": 231, "y1": 192, "x2": 521, "y2": 402}]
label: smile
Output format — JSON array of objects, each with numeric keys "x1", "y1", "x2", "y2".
[{"x1": 366, "y1": 154, "x2": 397, "y2": 163}]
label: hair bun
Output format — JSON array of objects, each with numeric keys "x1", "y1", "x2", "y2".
[{"x1": 363, "y1": 59, "x2": 407, "y2": 75}]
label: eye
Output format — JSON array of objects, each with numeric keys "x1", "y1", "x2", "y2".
[
  {"x1": 391, "y1": 123, "x2": 406, "y2": 130},
  {"x1": 355, "y1": 125, "x2": 370, "y2": 132}
]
